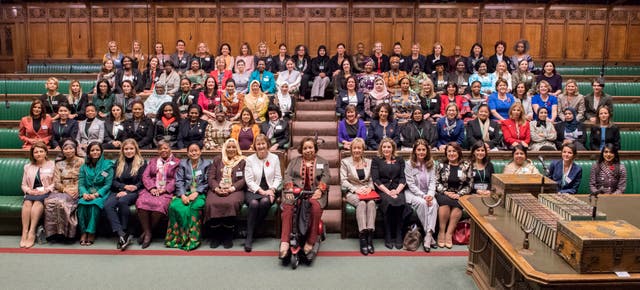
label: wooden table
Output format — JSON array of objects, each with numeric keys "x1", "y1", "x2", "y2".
[
  {"x1": 492, "y1": 174, "x2": 557, "y2": 205},
  {"x1": 460, "y1": 195, "x2": 640, "y2": 289}
]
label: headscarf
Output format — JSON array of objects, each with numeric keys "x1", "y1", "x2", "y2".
[
  {"x1": 247, "y1": 80, "x2": 263, "y2": 97},
  {"x1": 536, "y1": 107, "x2": 548, "y2": 128},
  {"x1": 56, "y1": 139, "x2": 79, "y2": 162},
  {"x1": 368, "y1": 76, "x2": 389, "y2": 100},
  {"x1": 564, "y1": 107, "x2": 579, "y2": 132},
  {"x1": 276, "y1": 81, "x2": 292, "y2": 113},
  {"x1": 221, "y1": 139, "x2": 245, "y2": 185},
  {"x1": 364, "y1": 57, "x2": 374, "y2": 66}
]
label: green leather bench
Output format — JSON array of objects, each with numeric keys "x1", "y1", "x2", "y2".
[
  {"x1": 0, "y1": 102, "x2": 31, "y2": 120},
  {"x1": 27, "y1": 63, "x2": 101, "y2": 74},
  {"x1": 0, "y1": 129, "x2": 22, "y2": 149},
  {"x1": 0, "y1": 158, "x2": 30, "y2": 233},
  {"x1": 556, "y1": 66, "x2": 640, "y2": 76},
  {"x1": 0, "y1": 80, "x2": 94, "y2": 95}
]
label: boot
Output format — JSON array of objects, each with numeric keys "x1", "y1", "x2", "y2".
[
  {"x1": 209, "y1": 225, "x2": 221, "y2": 249},
  {"x1": 394, "y1": 220, "x2": 404, "y2": 250},
  {"x1": 383, "y1": 216, "x2": 393, "y2": 249},
  {"x1": 367, "y1": 229, "x2": 375, "y2": 254},
  {"x1": 359, "y1": 231, "x2": 369, "y2": 256},
  {"x1": 222, "y1": 225, "x2": 234, "y2": 249}
]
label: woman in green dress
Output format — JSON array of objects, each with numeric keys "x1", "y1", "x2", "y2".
[
  {"x1": 77, "y1": 142, "x2": 114, "y2": 246},
  {"x1": 165, "y1": 142, "x2": 211, "y2": 251}
]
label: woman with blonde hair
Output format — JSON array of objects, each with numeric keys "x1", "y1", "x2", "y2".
[
  {"x1": 39, "y1": 77, "x2": 67, "y2": 118},
  {"x1": 341, "y1": 137, "x2": 376, "y2": 255},
  {"x1": 104, "y1": 139, "x2": 147, "y2": 250}
]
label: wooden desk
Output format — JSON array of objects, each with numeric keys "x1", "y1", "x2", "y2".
[
  {"x1": 460, "y1": 195, "x2": 640, "y2": 289},
  {"x1": 492, "y1": 174, "x2": 557, "y2": 204}
]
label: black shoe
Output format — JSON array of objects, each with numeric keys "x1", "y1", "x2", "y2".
[
  {"x1": 141, "y1": 239, "x2": 151, "y2": 249},
  {"x1": 305, "y1": 242, "x2": 320, "y2": 261},
  {"x1": 243, "y1": 238, "x2": 253, "y2": 253},
  {"x1": 119, "y1": 233, "x2": 132, "y2": 251},
  {"x1": 210, "y1": 238, "x2": 221, "y2": 249},
  {"x1": 394, "y1": 236, "x2": 403, "y2": 250},
  {"x1": 367, "y1": 229, "x2": 375, "y2": 254},
  {"x1": 359, "y1": 231, "x2": 369, "y2": 256},
  {"x1": 222, "y1": 227, "x2": 234, "y2": 249},
  {"x1": 137, "y1": 233, "x2": 145, "y2": 245}
]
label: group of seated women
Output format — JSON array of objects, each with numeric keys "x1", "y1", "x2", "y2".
[
  {"x1": 22, "y1": 81, "x2": 292, "y2": 153},
  {"x1": 340, "y1": 137, "x2": 626, "y2": 254},
  {"x1": 19, "y1": 135, "x2": 329, "y2": 258},
  {"x1": 337, "y1": 76, "x2": 618, "y2": 153}
]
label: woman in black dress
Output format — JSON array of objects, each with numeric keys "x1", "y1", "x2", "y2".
[
  {"x1": 371, "y1": 138, "x2": 407, "y2": 250},
  {"x1": 435, "y1": 142, "x2": 473, "y2": 249},
  {"x1": 469, "y1": 140, "x2": 494, "y2": 196},
  {"x1": 176, "y1": 104, "x2": 208, "y2": 149}
]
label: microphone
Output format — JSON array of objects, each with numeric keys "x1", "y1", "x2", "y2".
[{"x1": 537, "y1": 155, "x2": 549, "y2": 177}]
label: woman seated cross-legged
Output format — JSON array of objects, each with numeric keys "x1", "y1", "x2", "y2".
[
  {"x1": 165, "y1": 143, "x2": 211, "y2": 251},
  {"x1": 104, "y1": 139, "x2": 147, "y2": 251},
  {"x1": 340, "y1": 137, "x2": 376, "y2": 255},
  {"x1": 243, "y1": 134, "x2": 282, "y2": 252},
  {"x1": 20, "y1": 142, "x2": 55, "y2": 248},
  {"x1": 404, "y1": 139, "x2": 439, "y2": 252}
]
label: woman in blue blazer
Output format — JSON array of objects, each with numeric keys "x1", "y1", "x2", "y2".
[
  {"x1": 336, "y1": 76, "x2": 366, "y2": 119},
  {"x1": 546, "y1": 143, "x2": 582, "y2": 194},
  {"x1": 436, "y1": 103, "x2": 465, "y2": 151}
]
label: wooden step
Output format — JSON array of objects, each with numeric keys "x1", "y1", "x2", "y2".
[
  {"x1": 322, "y1": 209, "x2": 342, "y2": 233},
  {"x1": 288, "y1": 149, "x2": 340, "y2": 168},
  {"x1": 295, "y1": 110, "x2": 337, "y2": 122},
  {"x1": 296, "y1": 100, "x2": 336, "y2": 111},
  {"x1": 292, "y1": 121, "x2": 337, "y2": 136},
  {"x1": 292, "y1": 135, "x2": 338, "y2": 150}
]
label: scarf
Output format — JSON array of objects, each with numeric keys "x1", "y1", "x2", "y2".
[
  {"x1": 155, "y1": 156, "x2": 173, "y2": 191},
  {"x1": 564, "y1": 107, "x2": 579, "y2": 132},
  {"x1": 368, "y1": 76, "x2": 389, "y2": 101},
  {"x1": 478, "y1": 118, "x2": 490, "y2": 142},
  {"x1": 445, "y1": 118, "x2": 457, "y2": 135},
  {"x1": 161, "y1": 116, "x2": 175, "y2": 128},
  {"x1": 221, "y1": 139, "x2": 246, "y2": 185},
  {"x1": 537, "y1": 119, "x2": 547, "y2": 128},
  {"x1": 267, "y1": 120, "x2": 278, "y2": 138}
]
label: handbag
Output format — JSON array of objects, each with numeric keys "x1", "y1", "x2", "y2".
[
  {"x1": 358, "y1": 190, "x2": 380, "y2": 201},
  {"x1": 403, "y1": 224, "x2": 422, "y2": 251},
  {"x1": 453, "y1": 219, "x2": 471, "y2": 245}
]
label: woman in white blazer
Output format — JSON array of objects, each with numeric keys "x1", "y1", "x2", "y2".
[
  {"x1": 404, "y1": 139, "x2": 439, "y2": 252},
  {"x1": 76, "y1": 104, "x2": 105, "y2": 153},
  {"x1": 243, "y1": 134, "x2": 282, "y2": 252},
  {"x1": 340, "y1": 137, "x2": 376, "y2": 255}
]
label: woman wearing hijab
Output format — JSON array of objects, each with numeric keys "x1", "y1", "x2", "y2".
[
  {"x1": 143, "y1": 83, "x2": 172, "y2": 119},
  {"x1": 310, "y1": 45, "x2": 331, "y2": 101},
  {"x1": 244, "y1": 80, "x2": 270, "y2": 123},
  {"x1": 529, "y1": 107, "x2": 557, "y2": 151},
  {"x1": 555, "y1": 107, "x2": 587, "y2": 151},
  {"x1": 364, "y1": 76, "x2": 392, "y2": 121},
  {"x1": 205, "y1": 139, "x2": 247, "y2": 249}
]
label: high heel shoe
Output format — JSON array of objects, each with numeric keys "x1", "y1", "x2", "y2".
[
  {"x1": 437, "y1": 232, "x2": 446, "y2": 248},
  {"x1": 445, "y1": 232, "x2": 453, "y2": 249}
]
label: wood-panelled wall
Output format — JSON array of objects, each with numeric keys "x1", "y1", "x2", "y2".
[{"x1": 1, "y1": 2, "x2": 640, "y2": 73}]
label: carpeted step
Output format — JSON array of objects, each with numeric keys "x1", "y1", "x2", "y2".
[
  {"x1": 329, "y1": 168, "x2": 339, "y2": 185},
  {"x1": 322, "y1": 209, "x2": 342, "y2": 233},
  {"x1": 327, "y1": 186, "x2": 342, "y2": 209},
  {"x1": 295, "y1": 111, "x2": 337, "y2": 122},
  {"x1": 288, "y1": 149, "x2": 340, "y2": 168},
  {"x1": 292, "y1": 135, "x2": 337, "y2": 150},
  {"x1": 292, "y1": 121, "x2": 337, "y2": 136},
  {"x1": 296, "y1": 100, "x2": 336, "y2": 111}
]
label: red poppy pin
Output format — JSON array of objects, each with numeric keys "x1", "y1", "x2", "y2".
[{"x1": 266, "y1": 161, "x2": 270, "y2": 167}]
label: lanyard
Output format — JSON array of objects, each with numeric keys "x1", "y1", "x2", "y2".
[
  {"x1": 180, "y1": 93, "x2": 189, "y2": 105},
  {"x1": 476, "y1": 169, "x2": 486, "y2": 184},
  {"x1": 413, "y1": 123, "x2": 423, "y2": 138}
]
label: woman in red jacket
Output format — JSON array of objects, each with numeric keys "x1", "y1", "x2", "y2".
[
  {"x1": 19, "y1": 100, "x2": 53, "y2": 149},
  {"x1": 210, "y1": 56, "x2": 233, "y2": 97},
  {"x1": 500, "y1": 102, "x2": 530, "y2": 149}
]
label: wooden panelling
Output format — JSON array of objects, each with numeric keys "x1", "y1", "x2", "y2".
[{"x1": 0, "y1": 2, "x2": 639, "y2": 73}]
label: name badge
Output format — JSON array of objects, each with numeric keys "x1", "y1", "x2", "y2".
[
  {"x1": 488, "y1": 127, "x2": 494, "y2": 132},
  {"x1": 474, "y1": 183, "x2": 488, "y2": 190},
  {"x1": 576, "y1": 131, "x2": 583, "y2": 136},
  {"x1": 232, "y1": 98, "x2": 239, "y2": 103},
  {"x1": 399, "y1": 59, "x2": 404, "y2": 63},
  {"x1": 41, "y1": 125, "x2": 48, "y2": 130},
  {"x1": 179, "y1": 105, "x2": 188, "y2": 112},
  {"x1": 41, "y1": 168, "x2": 53, "y2": 174},
  {"x1": 52, "y1": 101, "x2": 58, "y2": 105},
  {"x1": 195, "y1": 170, "x2": 202, "y2": 176},
  {"x1": 169, "y1": 161, "x2": 176, "y2": 166},
  {"x1": 236, "y1": 171, "x2": 243, "y2": 177},
  {"x1": 457, "y1": 170, "x2": 464, "y2": 179},
  {"x1": 263, "y1": 77, "x2": 269, "y2": 82},
  {"x1": 319, "y1": 65, "x2": 325, "y2": 70},
  {"x1": 316, "y1": 163, "x2": 324, "y2": 169},
  {"x1": 205, "y1": 57, "x2": 210, "y2": 61},
  {"x1": 342, "y1": 97, "x2": 348, "y2": 102},
  {"x1": 36, "y1": 186, "x2": 45, "y2": 192},
  {"x1": 168, "y1": 127, "x2": 176, "y2": 132},
  {"x1": 101, "y1": 171, "x2": 109, "y2": 177},
  {"x1": 270, "y1": 138, "x2": 277, "y2": 144},
  {"x1": 431, "y1": 98, "x2": 438, "y2": 103},
  {"x1": 267, "y1": 57, "x2": 272, "y2": 62},
  {"x1": 564, "y1": 176, "x2": 572, "y2": 184},
  {"x1": 462, "y1": 82, "x2": 468, "y2": 86},
  {"x1": 275, "y1": 125, "x2": 282, "y2": 130},
  {"x1": 181, "y1": 59, "x2": 186, "y2": 64}
]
